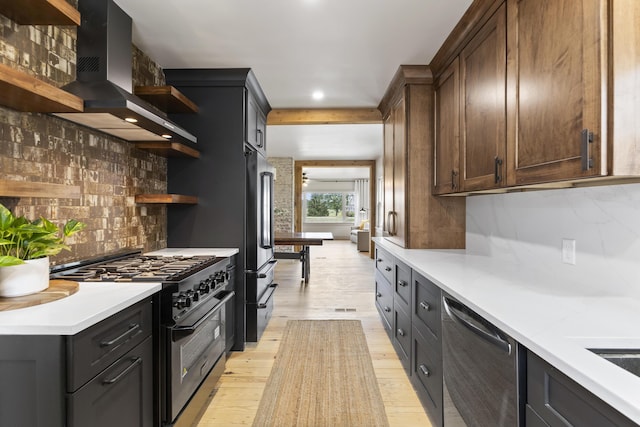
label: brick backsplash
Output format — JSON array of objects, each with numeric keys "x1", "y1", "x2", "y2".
[{"x1": 0, "y1": 7, "x2": 170, "y2": 266}]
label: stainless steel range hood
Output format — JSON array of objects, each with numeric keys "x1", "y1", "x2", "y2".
[{"x1": 55, "y1": 0, "x2": 196, "y2": 146}]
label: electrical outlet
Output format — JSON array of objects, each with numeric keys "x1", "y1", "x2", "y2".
[{"x1": 562, "y1": 239, "x2": 576, "y2": 265}]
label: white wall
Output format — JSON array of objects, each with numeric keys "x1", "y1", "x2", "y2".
[{"x1": 466, "y1": 183, "x2": 640, "y2": 296}]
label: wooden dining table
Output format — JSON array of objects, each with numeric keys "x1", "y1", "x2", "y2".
[{"x1": 274, "y1": 232, "x2": 334, "y2": 283}]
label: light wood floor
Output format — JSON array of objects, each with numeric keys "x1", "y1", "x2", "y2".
[{"x1": 196, "y1": 240, "x2": 431, "y2": 426}]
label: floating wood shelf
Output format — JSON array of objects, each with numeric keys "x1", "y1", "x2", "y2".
[
  {"x1": 0, "y1": 63, "x2": 83, "y2": 113},
  {"x1": 135, "y1": 194, "x2": 198, "y2": 204},
  {"x1": 134, "y1": 142, "x2": 200, "y2": 158},
  {"x1": 134, "y1": 86, "x2": 199, "y2": 114},
  {"x1": 0, "y1": 180, "x2": 81, "y2": 199},
  {"x1": 0, "y1": 0, "x2": 81, "y2": 25}
]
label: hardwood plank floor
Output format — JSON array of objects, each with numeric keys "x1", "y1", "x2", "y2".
[{"x1": 196, "y1": 240, "x2": 431, "y2": 426}]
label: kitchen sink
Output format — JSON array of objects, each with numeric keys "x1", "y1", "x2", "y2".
[{"x1": 589, "y1": 349, "x2": 640, "y2": 377}]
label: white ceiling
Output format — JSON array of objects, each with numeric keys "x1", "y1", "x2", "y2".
[{"x1": 114, "y1": 0, "x2": 473, "y2": 175}]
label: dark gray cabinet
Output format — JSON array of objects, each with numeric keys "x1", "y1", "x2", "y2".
[
  {"x1": 246, "y1": 90, "x2": 267, "y2": 154},
  {"x1": 527, "y1": 350, "x2": 635, "y2": 427},
  {"x1": 0, "y1": 297, "x2": 155, "y2": 427},
  {"x1": 373, "y1": 249, "x2": 443, "y2": 427}
]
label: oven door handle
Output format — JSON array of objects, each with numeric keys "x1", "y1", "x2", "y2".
[
  {"x1": 442, "y1": 296, "x2": 512, "y2": 355},
  {"x1": 171, "y1": 291, "x2": 235, "y2": 341}
]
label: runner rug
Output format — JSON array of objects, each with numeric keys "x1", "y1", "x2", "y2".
[{"x1": 252, "y1": 320, "x2": 390, "y2": 427}]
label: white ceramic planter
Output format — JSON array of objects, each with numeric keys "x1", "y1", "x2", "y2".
[{"x1": 0, "y1": 257, "x2": 50, "y2": 297}]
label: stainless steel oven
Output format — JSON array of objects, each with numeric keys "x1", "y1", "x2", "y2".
[
  {"x1": 165, "y1": 290, "x2": 233, "y2": 424},
  {"x1": 442, "y1": 292, "x2": 524, "y2": 426}
]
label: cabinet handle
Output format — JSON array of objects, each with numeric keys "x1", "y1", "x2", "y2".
[
  {"x1": 392, "y1": 212, "x2": 398, "y2": 235},
  {"x1": 451, "y1": 170, "x2": 458, "y2": 190},
  {"x1": 581, "y1": 128, "x2": 594, "y2": 170},
  {"x1": 102, "y1": 357, "x2": 142, "y2": 385},
  {"x1": 376, "y1": 292, "x2": 382, "y2": 297},
  {"x1": 384, "y1": 306, "x2": 391, "y2": 313},
  {"x1": 420, "y1": 301, "x2": 430, "y2": 311},
  {"x1": 385, "y1": 266, "x2": 392, "y2": 272},
  {"x1": 100, "y1": 323, "x2": 141, "y2": 348},
  {"x1": 257, "y1": 129, "x2": 264, "y2": 148},
  {"x1": 377, "y1": 258, "x2": 383, "y2": 263},
  {"x1": 397, "y1": 328, "x2": 405, "y2": 337},
  {"x1": 386, "y1": 211, "x2": 394, "y2": 236},
  {"x1": 419, "y1": 364, "x2": 430, "y2": 377},
  {"x1": 397, "y1": 280, "x2": 408, "y2": 287},
  {"x1": 494, "y1": 156, "x2": 503, "y2": 184}
]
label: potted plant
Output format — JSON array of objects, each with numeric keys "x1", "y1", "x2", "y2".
[{"x1": 0, "y1": 203, "x2": 86, "y2": 297}]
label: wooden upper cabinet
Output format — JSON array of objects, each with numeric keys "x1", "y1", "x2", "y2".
[
  {"x1": 382, "y1": 111, "x2": 395, "y2": 238},
  {"x1": 460, "y1": 3, "x2": 506, "y2": 191},
  {"x1": 378, "y1": 65, "x2": 465, "y2": 249},
  {"x1": 390, "y1": 95, "x2": 406, "y2": 246},
  {"x1": 506, "y1": 0, "x2": 605, "y2": 186},
  {"x1": 433, "y1": 58, "x2": 460, "y2": 195}
]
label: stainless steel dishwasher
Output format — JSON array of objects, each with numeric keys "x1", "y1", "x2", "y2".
[{"x1": 442, "y1": 292, "x2": 524, "y2": 426}]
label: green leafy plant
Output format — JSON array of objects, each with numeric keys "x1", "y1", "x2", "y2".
[{"x1": 0, "y1": 203, "x2": 86, "y2": 268}]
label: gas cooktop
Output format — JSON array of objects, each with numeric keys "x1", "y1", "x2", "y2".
[{"x1": 51, "y1": 252, "x2": 219, "y2": 283}]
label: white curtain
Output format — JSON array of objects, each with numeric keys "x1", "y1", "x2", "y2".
[{"x1": 354, "y1": 179, "x2": 369, "y2": 224}]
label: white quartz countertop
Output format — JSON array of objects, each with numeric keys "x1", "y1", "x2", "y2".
[
  {"x1": 0, "y1": 282, "x2": 160, "y2": 335},
  {"x1": 373, "y1": 237, "x2": 640, "y2": 424}
]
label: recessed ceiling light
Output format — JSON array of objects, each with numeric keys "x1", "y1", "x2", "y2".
[
  {"x1": 124, "y1": 117, "x2": 138, "y2": 123},
  {"x1": 161, "y1": 134, "x2": 173, "y2": 139},
  {"x1": 312, "y1": 90, "x2": 324, "y2": 101}
]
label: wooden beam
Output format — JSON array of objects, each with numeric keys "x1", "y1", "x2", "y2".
[{"x1": 267, "y1": 109, "x2": 382, "y2": 125}]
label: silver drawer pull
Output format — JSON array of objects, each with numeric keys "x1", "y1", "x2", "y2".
[
  {"x1": 385, "y1": 266, "x2": 392, "y2": 272},
  {"x1": 397, "y1": 280, "x2": 408, "y2": 287},
  {"x1": 397, "y1": 328, "x2": 405, "y2": 337},
  {"x1": 377, "y1": 258, "x2": 383, "y2": 263},
  {"x1": 420, "y1": 301, "x2": 430, "y2": 311},
  {"x1": 376, "y1": 292, "x2": 382, "y2": 297},
  {"x1": 103, "y1": 357, "x2": 142, "y2": 385},
  {"x1": 419, "y1": 364, "x2": 430, "y2": 377},
  {"x1": 384, "y1": 306, "x2": 391, "y2": 313},
  {"x1": 100, "y1": 323, "x2": 140, "y2": 348}
]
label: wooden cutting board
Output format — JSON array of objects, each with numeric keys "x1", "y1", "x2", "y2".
[{"x1": 0, "y1": 280, "x2": 79, "y2": 311}]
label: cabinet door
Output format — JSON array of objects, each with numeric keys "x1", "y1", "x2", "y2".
[
  {"x1": 433, "y1": 58, "x2": 460, "y2": 195},
  {"x1": 506, "y1": 0, "x2": 605, "y2": 186},
  {"x1": 383, "y1": 111, "x2": 395, "y2": 237},
  {"x1": 68, "y1": 336, "x2": 153, "y2": 427},
  {"x1": 390, "y1": 94, "x2": 406, "y2": 246},
  {"x1": 460, "y1": 3, "x2": 507, "y2": 191},
  {"x1": 246, "y1": 90, "x2": 266, "y2": 153}
]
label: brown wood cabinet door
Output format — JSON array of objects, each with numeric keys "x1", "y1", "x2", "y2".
[
  {"x1": 433, "y1": 58, "x2": 460, "y2": 195},
  {"x1": 506, "y1": 0, "x2": 605, "y2": 186},
  {"x1": 383, "y1": 111, "x2": 395, "y2": 236},
  {"x1": 390, "y1": 95, "x2": 406, "y2": 246},
  {"x1": 460, "y1": 3, "x2": 507, "y2": 191}
]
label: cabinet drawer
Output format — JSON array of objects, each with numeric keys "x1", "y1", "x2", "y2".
[
  {"x1": 527, "y1": 350, "x2": 635, "y2": 427},
  {"x1": 393, "y1": 302, "x2": 411, "y2": 374},
  {"x1": 375, "y1": 270, "x2": 393, "y2": 334},
  {"x1": 67, "y1": 297, "x2": 153, "y2": 392},
  {"x1": 67, "y1": 336, "x2": 153, "y2": 427},
  {"x1": 412, "y1": 271, "x2": 441, "y2": 341},
  {"x1": 375, "y1": 247, "x2": 394, "y2": 284},
  {"x1": 394, "y1": 259, "x2": 411, "y2": 310},
  {"x1": 411, "y1": 326, "x2": 443, "y2": 427}
]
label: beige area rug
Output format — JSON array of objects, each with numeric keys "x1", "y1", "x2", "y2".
[{"x1": 252, "y1": 320, "x2": 390, "y2": 427}]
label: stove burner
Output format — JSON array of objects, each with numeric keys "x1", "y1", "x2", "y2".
[{"x1": 53, "y1": 255, "x2": 219, "y2": 283}]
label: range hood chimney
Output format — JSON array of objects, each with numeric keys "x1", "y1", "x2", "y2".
[{"x1": 55, "y1": 0, "x2": 197, "y2": 146}]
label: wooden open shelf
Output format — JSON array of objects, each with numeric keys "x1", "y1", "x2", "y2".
[
  {"x1": 135, "y1": 194, "x2": 198, "y2": 204},
  {"x1": 134, "y1": 142, "x2": 200, "y2": 158},
  {"x1": 0, "y1": 180, "x2": 81, "y2": 199},
  {"x1": 0, "y1": 63, "x2": 83, "y2": 113},
  {"x1": 134, "y1": 86, "x2": 199, "y2": 114},
  {"x1": 0, "y1": 0, "x2": 81, "y2": 25}
]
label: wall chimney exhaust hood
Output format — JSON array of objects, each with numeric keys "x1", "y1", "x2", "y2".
[{"x1": 55, "y1": 0, "x2": 196, "y2": 146}]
